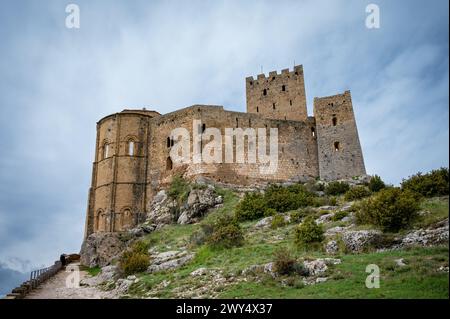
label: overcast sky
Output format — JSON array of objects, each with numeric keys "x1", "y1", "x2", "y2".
[{"x1": 0, "y1": 0, "x2": 448, "y2": 273}]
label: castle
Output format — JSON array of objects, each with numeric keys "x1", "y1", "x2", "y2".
[{"x1": 83, "y1": 65, "x2": 366, "y2": 237}]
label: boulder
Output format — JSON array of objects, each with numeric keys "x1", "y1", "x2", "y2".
[
  {"x1": 147, "y1": 250, "x2": 194, "y2": 273},
  {"x1": 341, "y1": 230, "x2": 383, "y2": 253},
  {"x1": 400, "y1": 219, "x2": 448, "y2": 247},
  {"x1": 80, "y1": 233, "x2": 128, "y2": 268}
]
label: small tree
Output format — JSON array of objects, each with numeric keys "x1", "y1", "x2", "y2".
[
  {"x1": 294, "y1": 216, "x2": 324, "y2": 246},
  {"x1": 368, "y1": 175, "x2": 386, "y2": 192}
]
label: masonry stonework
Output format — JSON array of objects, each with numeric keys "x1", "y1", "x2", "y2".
[{"x1": 84, "y1": 65, "x2": 366, "y2": 238}]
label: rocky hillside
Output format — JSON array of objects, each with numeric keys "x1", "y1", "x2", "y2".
[{"x1": 79, "y1": 169, "x2": 449, "y2": 299}]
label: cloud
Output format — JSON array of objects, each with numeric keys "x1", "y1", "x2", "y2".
[{"x1": 0, "y1": 0, "x2": 448, "y2": 277}]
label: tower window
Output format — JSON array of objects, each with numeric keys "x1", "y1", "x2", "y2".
[
  {"x1": 272, "y1": 76, "x2": 275, "y2": 80},
  {"x1": 332, "y1": 116, "x2": 337, "y2": 126},
  {"x1": 311, "y1": 127, "x2": 315, "y2": 137},
  {"x1": 282, "y1": 85, "x2": 286, "y2": 91},
  {"x1": 334, "y1": 142, "x2": 340, "y2": 151},
  {"x1": 256, "y1": 107, "x2": 259, "y2": 113},
  {"x1": 289, "y1": 99, "x2": 292, "y2": 106},
  {"x1": 263, "y1": 89, "x2": 267, "y2": 96},
  {"x1": 167, "y1": 137, "x2": 171, "y2": 148},
  {"x1": 272, "y1": 103, "x2": 276, "y2": 110},
  {"x1": 236, "y1": 118, "x2": 239, "y2": 127},
  {"x1": 202, "y1": 123, "x2": 206, "y2": 133},
  {"x1": 249, "y1": 81, "x2": 253, "y2": 85},
  {"x1": 128, "y1": 140, "x2": 135, "y2": 156},
  {"x1": 171, "y1": 138, "x2": 174, "y2": 147},
  {"x1": 102, "y1": 143, "x2": 110, "y2": 159}
]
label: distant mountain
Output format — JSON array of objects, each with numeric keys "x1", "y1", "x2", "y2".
[{"x1": 0, "y1": 264, "x2": 28, "y2": 298}]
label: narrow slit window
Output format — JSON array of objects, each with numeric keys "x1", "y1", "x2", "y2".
[
  {"x1": 273, "y1": 103, "x2": 276, "y2": 110},
  {"x1": 103, "y1": 143, "x2": 109, "y2": 159},
  {"x1": 263, "y1": 89, "x2": 267, "y2": 96},
  {"x1": 289, "y1": 100, "x2": 292, "y2": 106},
  {"x1": 202, "y1": 123, "x2": 206, "y2": 133},
  {"x1": 167, "y1": 137, "x2": 171, "y2": 148},
  {"x1": 334, "y1": 142, "x2": 340, "y2": 151},
  {"x1": 256, "y1": 107, "x2": 259, "y2": 113},
  {"x1": 311, "y1": 127, "x2": 315, "y2": 137},
  {"x1": 282, "y1": 85, "x2": 286, "y2": 91},
  {"x1": 128, "y1": 141, "x2": 135, "y2": 156},
  {"x1": 332, "y1": 116, "x2": 337, "y2": 126}
]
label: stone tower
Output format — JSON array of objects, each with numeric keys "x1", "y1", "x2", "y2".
[
  {"x1": 84, "y1": 109, "x2": 160, "y2": 238},
  {"x1": 313, "y1": 90, "x2": 366, "y2": 180},
  {"x1": 246, "y1": 65, "x2": 308, "y2": 121}
]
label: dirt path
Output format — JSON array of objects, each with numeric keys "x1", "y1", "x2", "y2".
[{"x1": 25, "y1": 262, "x2": 111, "y2": 299}]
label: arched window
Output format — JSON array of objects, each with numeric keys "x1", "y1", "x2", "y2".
[
  {"x1": 122, "y1": 209, "x2": 133, "y2": 230},
  {"x1": 96, "y1": 209, "x2": 107, "y2": 232},
  {"x1": 102, "y1": 142, "x2": 110, "y2": 159},
  {"x1": 332, "y1": 116, "x2": 338, "y2": 126},
  {"x1": 128, "y1": 140, "x2": 135, "y2": 156},
  {"x1": 166, "y1": 156, "x2": 173, "y2": 170},
  {"x1": 334, "y1": 142, "x2": 340, "y2": 152}
]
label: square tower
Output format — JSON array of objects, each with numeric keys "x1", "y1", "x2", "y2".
[
  {"x1": 246, "y1": 65, "x2": 308, "y2": 121},
  {"x1": 314, "y1": 91, "x2": 366, "y2": 180}
]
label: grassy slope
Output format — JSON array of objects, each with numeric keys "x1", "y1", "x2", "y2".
[{"x1": 129, "y1": 193, "x2": 449, "y2": 299}]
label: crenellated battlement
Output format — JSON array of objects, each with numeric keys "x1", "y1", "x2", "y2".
[{"x1": 246, "y1": 65, "x2": 304, "y2": 83}]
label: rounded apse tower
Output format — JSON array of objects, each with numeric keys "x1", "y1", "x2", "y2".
[{"x1": 84, "y1": 109, "x2": 160, "y2": 238}]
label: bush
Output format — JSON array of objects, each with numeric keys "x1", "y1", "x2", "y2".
[
  {"x1": 235, "y1": 184, "x2": 316, "y2": 221},
  {"x1": 264, "y1": 184, "x2": 315, "y2": 212},
  {"x1": 290, "y1": 207, "x2": 315, "y2": 223},
  {"x1": 206, "y1": 215, "x2": 244, "y2": 249},
  {"x1": 119, "y1": 241, "x2": 150, "y2": 276},
  {"x1": 355, "y1": 188, "x2": 421, "y2": 232},
  {"x1": 273, "y1": 248, "x2": 296, "y2": 275},
  {"x1": 331, "y1": 210, "x2": 348, "y2": 221},
  {"x1": 325, "y1": 181, "x2": 350, "y2": 196},
  {"x1": 344, "y1": 186, "x2": 371, "y2": 201},
  {"x1": 368, "y1": 175, "x2": 386, "y2": 192},
  {"x1": 271, "y1": 214, "x2": 286, "y2": 229},
  {"x1": 401, "y1": 168, "x2": 449, "y2": 197},
  {"x1": 234, "y1": 192, "x2": 267, "y2": 221},
  {"x1": 294, "y1": 216, "x2": 324, "y2": 246},
  {"x1": 168, "y1": 175, "x2": 190, "y2": 202}
]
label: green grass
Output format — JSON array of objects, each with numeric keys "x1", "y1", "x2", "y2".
[
  {"x1": 219, "y1": 246, "x2": 449, "y2": 299},
  {"x1": 127, "y1": 193, "x2": 449, "y2": 299},
  {"x1": 81, "y1": 266, "x2": 101, "y2": 277},
  {"x1": 413, "y1": 196, "x2": 449, "y2": 229}
]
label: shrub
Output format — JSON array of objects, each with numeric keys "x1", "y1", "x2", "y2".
[
  {"x1": 355, "y1": 188, "x2": 421, "y2": 232},
  {"x1": 344, "y1": 186, "x2": 371, "y2": 201},
  {"x1": 119, "y1": 241, "x2": 150, "y2": 276},
  {"x1": 294, "y1": 216, "x2": 324, "y2": 246},
  {"x1": 168, "y1": 175, "x2": 190, "y2": 202},
  {"x1": 189, "y1": 223, "x2": 214, "y2": 247},
  {"x1": 329, "y1": 196, "x2": 338, "y2": 206},
  {"x1": 331, "y1": 210, "x2": 348, "y2": 221},
  {"x1": 290, "y1": 207, "x2": 315, "y2": 223},
  {"x1": 273, "y1": 248, "x2": 296, "y2": 275},
  {"x1": 271, "y1": 214, "x2": 286, "y2": 229},
  {"x1": 234, "y1": 192, "x2": 267, "y2": 221},
  {"x1": 206, "y1": 215, "x2": 244, "y2": 249},
  {"x1": 264, "y1": 208, "x2": 277, "y2": 217},
  {"x1": 401, "y1": 168, "x2": 449, "y2": 197},
  {"x1": 235, "y1": 184, "x2": 316, "y2": 221},
  {"x1": 264, "y1": 184, "x2": 315, "y2": 212},
  {"x1": 325, "y1": 181, "x2": 350, "y2": 196},
  {"x1": 368, "y1": 175, "x2": 386, "y2": 192}
]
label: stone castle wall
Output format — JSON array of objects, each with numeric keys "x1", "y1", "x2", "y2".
[{"x1": 84, "y1": 65, "x2": 366, "y2": 237}]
